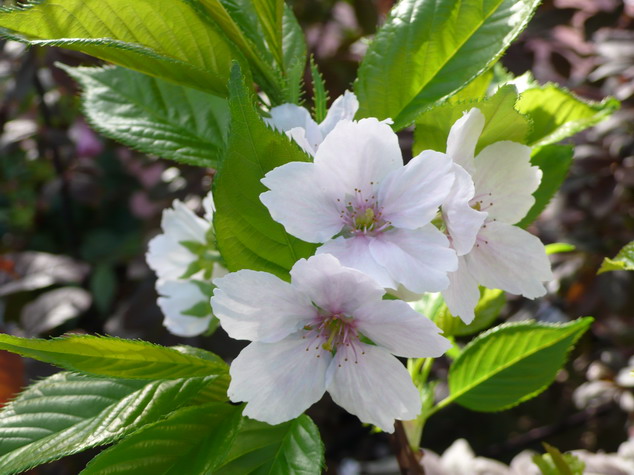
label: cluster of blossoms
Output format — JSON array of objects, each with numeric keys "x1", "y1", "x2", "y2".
[{"x1": 148, "y1": 92, "x2": 553, "y2": 432}]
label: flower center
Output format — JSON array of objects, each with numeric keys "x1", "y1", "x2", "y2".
[
  {"x1": 337, "y1": 185, "x2": 391, "y2": 236},
  {"x1": 303, "y1": 311, "x2": 362, "y2": 362}
]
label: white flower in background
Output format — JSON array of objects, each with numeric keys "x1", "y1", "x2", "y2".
[
  {"x1": 440, "y1": 108, "x2": 553, "y2": 324},
  {"x1": 211, "y1": 253, "x2": 451, "y2": 432},
  {"x1": 147, "y1": 192, "x2": 226, "y2": 337},
  {"x1": 265, "y1": 90, "x2": 359, "y2": 156},
  {"x1": 261, "y1": 118, "x2": 458, "y2": 294}
]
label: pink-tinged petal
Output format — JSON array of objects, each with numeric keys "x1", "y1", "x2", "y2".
[
  {"x1": 441, "y1": 257, "x2": 480, "y2": 324},
  {"x1": 161, "y1": 200, "x2": 208, "y2": 243},
  {"x1": 286, "y1": 127, "x2": 317, "y2": 156},
  {"x1": 446, "y1": 108, "x2": 485, "y2": 174},
  {"x1": 369, "y1": 226, "x2": 458, "y2": 294},
  {"x1": 260, "y1": 161, "x2": 343, "y2": 243},
  {"x1": 326, "y1": 343, "x2": 421, "y2": 433},
  {"x1": 211, "y1": 270, "x2": 315, "y2": 343},
  {"x1": 229, "y1": 338, "x2": 330, "y2": 425},
  {"x1": 317, "y1": 236, "x2": 397, "y2": 290},
  {"x1": 156, "y1": 280, "x2": 211, "y2": 337},
  {"x1": 266, "y1": 103, "x2": 323, "y2": 149},
  {"x1": 442, "y1": 164, "x2": 487, "y2": 256},
  {"x1": 472, "y1": 141, "x2": 541, "y2": 224},
  {"x1": 378, "y1": 150, "x2": 454, "y2": 229},
  {"x1": 314, "y1": 119, "x2": 402, "y2": 199},
  {"x1": 319, "y1": 90, "x2": 359, "y2": 137},
  {"x1": 290, "y1": 254, "x2": 385, "y2": 316},
  {"x1": 465, "y1": 221, "x2": 553, "y2": 299},
  {"x1": 355, "y1": 300, "x2": 452, "y2": 358},
  {"x1": 146, "y1": 234, "x2": 196, "y2": 282}
]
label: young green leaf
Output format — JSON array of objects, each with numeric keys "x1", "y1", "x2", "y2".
[
  {"x1": 310, "y1": 56, "x2": 329, "y2": 123},
  {"x1": 445, "y1": 317, "x2": 593, "y2": 412},
  {"x1": 0, "y1": 334, "x2": 228, "y2": 380},
  {"x1": 355, "y1": 0, "x2": 541, "y2": 129},
  {"x1": 0, "y1": 0, "x2": 237, "y2": 95},
  {"x1": 213, "y1": 64, "x2": 317, "y2": 278},
  {"x1": 81, "y1": 403, "x2": 244, "y2": 475},
  {"x1": 214, "y1": 416, "x2": 324, "y2": 475},
  {"x1": 0, "y1": 372, "x2": 218, "y2": 474},
  {"x1": 516, "y1": 84, "x2": 620, "y2": 146},
  {"x1": 62, "y1": 65, "x2": 229, "y2": 168},
  {"x1": 253, "y1": 0, "x2": 284, "y2": 69},
  {"x1": 598, "y1": 241, "x2": 634, "y2": 274},
  {"x1": 281, "y1": 4, "x2": 308, "y2": 104}
]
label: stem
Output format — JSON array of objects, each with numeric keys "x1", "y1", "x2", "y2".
[{"x1": 391, "y1": 420, "x2": 425, "y2": 475}]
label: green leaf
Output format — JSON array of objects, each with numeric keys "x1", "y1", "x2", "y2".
[
  {"x1": 81, "y1": 403, "x2": 243, "y2": 475},
  {"x1": 445, "y1": 317, "x2": 593, "y2": 412},
  {"x1": 516, "y1": 84, "x2": 620, "y2": 146},
  {"x1": 448, "y1": 69, "x2": 494, "y2": 103},
  {"x1": 213, "y1": 65, "x2": 317, "y2": 278},
  {"x1": 517, "y1": 145, "x2": 574, "y2": 228},
  {"x1": 545, "y1": 242, "x2": 576, "y2": 255},
  {"x1": 0, "y1": 372, "x2": 218, "y2": 474},
  {"x1": 253, "y1": 0, "x2": 284, "y2": 69},
  {"x1": 413, "y1": 85, "x2": 530, "y2": 156},
  {"x1": 62, "y1": 65, "x2": 229, "y2": 168},
  {"x1": 310, "y1": 56, "x2": 328, "y2": 123},
  {"x1": 0, "y1": 0, "x2": 238, "y2": 96},
  {"x1": 214, "y1": 416, "x2": 324, "y2": 475},
  {"x1": 280, "y1": 4, "x2": 307, "y2": 104},
  {"x1": 0, "y1": 333, "x2": 228, "y2": 380},
  {"x1": 532, "y1": 443, "x2": 586, "y2": 475},
  {"x1": 598, "y1": 241, "x2": 634, "y2": 274},
  {"x1": 90, "y1": 263, "x2": 117, "y2": 314},
  {"x1": 355, "y1": 0, "x2": 541, "y2": 130}
]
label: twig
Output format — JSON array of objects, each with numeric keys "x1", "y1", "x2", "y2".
[{"x1": 391, "y1": 420, "x2": 425, "y2": 475}]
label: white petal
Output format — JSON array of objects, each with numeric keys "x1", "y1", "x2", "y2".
[
  {"x1": 446, "y1": 108, "x2": 485, "y2": 174},
  {"x1": 156, "y1": 280, "x2": 211, "y2": 337},
  {"x1": 290, "y1": 254, "x2": 385, "y2": 316},
  {"x1": 378, "y1": 150, "x2": 454, "y2": 229},
  {"x1": 369, "y1": 226, "x2": 458, "y2": 294},
  {"x1": 317, "y1": 236, "x2": 397, "y2": 290},
  {"x1": 211, "y1": 270, "x2": 315, "y2": 342},
  {"x1": 260, "y1": 161, "x2": 343, "y2": 243},
  {"x1": 319, "y1": 90, "x2": 359, "y2": 137},
  {"x1": 286, "y1": 127, "x2": 317, "y2": 156},
  {"x1": 266, "y1": 103, "x2": 323, "y2": 150},
  {"x1": 161, "y1": 200, "x2": 208, "y2": 243},
  {"x1": 202, "y1": 191, "x2": 215, "y2": 222},
  {"x1": 146, "y1": 234, "x2": 196, "y2": 282},
  {"x1": 229, "y1": 338, "x2": 330, "y2": 425},
  {"x1": 442, "y1": 164, "x2": 487, "y2": 256},
  {"x1": 472, "y1": 141, "x2": 541, "y2": 224},
  {"x1": 314, "y1": 118, "x2": 402, "y2": 199},
  {"x1": 355, "y1": 299, "x2": 451, "y2": 358},
  {"x1": 441, "y1": 257, "x2": 480, "y2": 324},
  {"x1": 465, "y1": 221, "x2": 553, "y2": 298},
  {"x1": 327, "y1": 343, "x2": 421, "y2": 433}
]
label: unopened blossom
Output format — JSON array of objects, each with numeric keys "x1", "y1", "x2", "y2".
[
  {"x1": 147, "y1": 193, "x2": 225, "y2": 336},
  {"x1": 211, "y1": 254, "x2": 451, "y2": 432},
  {"x1": 265, "y1": 90, "x2": 358, "y2": 155},
  {"x1": 440, "y1": 108, "x2": 553, "y2": 323},
  {"x1": 261, "y1": 118, "x2": 458, "y2": 294}
]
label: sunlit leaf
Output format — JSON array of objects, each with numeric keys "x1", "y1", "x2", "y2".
[{"x1": 598, "y1": 241, "x2": 634, "y2": 274}]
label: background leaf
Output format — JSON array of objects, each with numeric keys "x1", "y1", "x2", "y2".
[
  {"x1": 19, "y1": 287, "x2": 92, "y2": 336},
  {"x1": 253, "y1": 0, "x2": 284, "y2": 69},
  {"x1": 598, "y1": 241, "x2": 634, "y2": 274},
  {"x1": 62, "y1": 65, "x2": 229, "y2": 168},
  {"x1": 213, "y1": 65, "x2": 317, "y2": 278},
  {"x1": 355, "y1": 0, "x2": 541, "y2": 129},
  {"x1": 446, "y1": 317, "x2": 593, "y2": 412}
]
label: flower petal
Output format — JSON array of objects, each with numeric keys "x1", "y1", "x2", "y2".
[
  {"x1": 472, "y1": 141, "x2": 541, "y2": 224},
  {"x1": 446, "y1": 108, "x2": 485, "y2": 174},
  {"x1": 156, "y1": 280, "x2": 211, "y2": 337},
  {"x1": 378, "y1": 150, "x2": 454, "y2": 229},
  {"x1": 442, "y1": 164, "x2": 487, "y2": 256},
  {"x1": 260, "y1": 161, "x2": 343, "y2": 243},
  {"x1": 161, "y1": 200, "x2": 209, "y2": 243},
  {"x1": 355, "y1": 299, "x2": 451, "y2": 358},
  {"x1": 441, "y1": 257, "x2": 480, "y2": 324},
  {"x1": 369, "y1": 226, "x2": 458, "y2": 294},
  {"x1": 211, "y1": 270, "x2": 315, "y2": 342},
  {"x1": 202, "y1": 191, "x2": 215, "y2": 222},
  {"x1": 327, "y1": 343, "x2": 421, "y2": 433},
  {"x1": 317, "y1": 236, "x2": 397, "y2": 290},
  {"x1": 319, "y1": 90, "x2": 359, "y2": 137},
  {"x1": 146, "y1": 234, "x2": 197, "y2": 282},
  {"x1": 465, "y1": 221, "x2": 553, "y2": 298},
  {"x1": 314, "y1": 118, "x2": 402, "y2": 199},
  {"x1": 266, "y1": 103, "x2": 322, "y2": 150},
  {"x1": 229, "y1": 338, "x2": 330, "y2": 425},
  {"x1": 290, "y1": 254, "x2": 385, "y2": 316},
  {"x1": 286, "y1": 127, "x2": 317, "y2": 156}
]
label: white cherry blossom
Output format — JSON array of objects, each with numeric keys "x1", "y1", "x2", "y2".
[
  {"x1": 211, "y1": 254, "x2": 451, "y2": 432},
  {"x1": 265, "y1": 90, "x2": 359, "y2": 155},
  {"x1": 440, "y1": 108, "x2": 553, "y2": 323},
  {"x1": 261, "y1": 118, "x2": 458, "y2": 294}
]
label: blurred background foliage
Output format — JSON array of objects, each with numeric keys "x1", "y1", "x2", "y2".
[{"x1": 0, "y1": 0, "x2": 632, "y2": 473}]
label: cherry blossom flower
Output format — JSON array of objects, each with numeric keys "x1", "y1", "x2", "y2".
[
  {"x1": 265, "y1": 90, "x2": 359, "y2": 155},
  {"x1": 440, "y1": 109, "x2": 553, "y2": 323},
  {"x1": 210, "y1": 254, "x2": 451, "y2": 432},
  {"x1": 261, "y1": 118, "x2": 458, "y2": 294}
]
